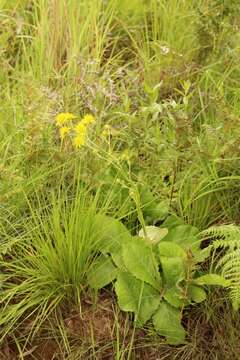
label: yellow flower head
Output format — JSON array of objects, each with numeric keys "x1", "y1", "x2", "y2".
[
  {"x1": 59, "y1": 126, "x2": 70, "y2": 140},
  {"x1": 73, "y1": 133, "x2": 86, "y2": 148},
  {"x1": 75, "y1": 122, "x2": 87, "y2": 135},
  {"x1": 56, "y1": 112, "x2": 76, "y2": 127},
  {"x1": 82, "y1": 113, "x2": 95, "y2": 126}
]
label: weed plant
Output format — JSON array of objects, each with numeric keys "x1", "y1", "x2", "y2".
[{"x1": 1, "y1": 0, "x2": 240, "y2": 358}]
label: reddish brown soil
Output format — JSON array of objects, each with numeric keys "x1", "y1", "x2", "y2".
[{"x1": 1, "y1": 290, "x2": 240, "y2": 360}]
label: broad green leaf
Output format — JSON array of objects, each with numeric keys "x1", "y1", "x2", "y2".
[
  {"x1": 138, "y1": 226, "x2": 168, "y2": 245},
  {"x1": 162, "y1": 215, "x2": 185, "y2": 229},
  {"x1": 162, "y1": 224, "x2": 200, "y2": 253},
  {"x1": 153, "y1": 301, "x2": 186, "y2": 345},
  {"x1": 151, "y1": 202, "x2": 169, "y2": 220},
  {"x1": 140, "y1": 186, "x2": 168, "y2": 222},
  {"x1": 188, "y1": 285, "x2": 207, "y2": 303},
  {"x1": 158, "y1": 241, "x2": 186, "y2": 258},
  {"x1": 161, "y1": 222, "x2": 211, "y2": 264},
  {"x1": 115, "y1": 272, "x2": 160, "y2": 325},
  {"x1": 161, "y1": 258, "x2": 185, "y2": 287},
  {"x1": 93, "y1": 214, "x2": 131, "y2": 266},
  {"x1": 87, "y1": 256, "x2": 117, "y2": 289},
  {"x1": 111, "y1": 250, "x2": 125, "y2": 269},
  {"x1": 158, "y1": 242, "x2": 186, "y2": 286},
  {"x1": 123, "y1": 237, "x2": 161, "y2": 289},
  {"x1": 193, "y1": 274, "x2": 230, "y2": 287},
  {"x1": 164, "y1": 287, "x2": 186, "y2": 308},
  {"x1": 194, "y1": 246, "x2": 212, "y2": 263}
]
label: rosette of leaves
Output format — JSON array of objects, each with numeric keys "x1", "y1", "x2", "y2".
[{"x1": 89, "y1": 214, "x2": 228, "y2": 345}]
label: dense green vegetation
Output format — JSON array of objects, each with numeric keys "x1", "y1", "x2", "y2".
[{"x1": 1, "y1": 1, "x2": 240, "y2": 358}]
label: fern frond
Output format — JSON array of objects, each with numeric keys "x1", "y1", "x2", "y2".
[
  {"x1": 217, "y1": 249, "x2": 240, "y2": 269},
  {"x1": 229, "y1": 287, "x2": 240, "y2": 311},
  {"x1": 202, "y1": 224, "x2": 240, "y2": 247},
  {"x1": 202, "y1": 224, "x2": 240, "y2": 310}
]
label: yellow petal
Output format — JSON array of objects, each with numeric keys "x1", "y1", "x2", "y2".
[
  {"x1": 75, "y1": 122, "x2": 87, "y2": 134},
  {"x1": 82, "y1": 114, "x2": 95, "y2": 125},
  {"x1": 73, "y1": 134, "x2": 85, "y2": 148},
  {"x1": 56, "y1": 112, "x2": 76, "y2": 126}
]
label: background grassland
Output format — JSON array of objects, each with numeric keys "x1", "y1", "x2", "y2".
[{"x1": 1, "y1": 0, "x2": 240, "y2": 359}]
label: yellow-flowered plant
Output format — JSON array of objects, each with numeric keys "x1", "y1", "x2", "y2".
[
  {"x1": 73, "y1": 134, "x2": 85, "y2": 148},
  {"x1": 82, "y1": 114, "x2": 95, "y2": 126},
  {"x1": 74, "y1": 122, "x2": 88, "y2": 147},
  {"x1": 55, "y1": 112, "x2": 95, "y2": 149},
  {"x1": 59, "y1": 126, "x2": 70, "y2": 139},
  {"x1": 75, "y1": 122, "x2": 87, "y2": 135},
  {"x1": 56, "y1": 112, "x2": 76, "y2": 127}
]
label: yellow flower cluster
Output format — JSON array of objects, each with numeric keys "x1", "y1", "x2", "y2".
[
  {"x1": 55, "y1": 112, "x2": 95, "y2": 149},
  {"x1": 82, "y1": 114, "x2": 95, "y2": 126},
  {"x1": 73, "y1": 121, "x2": 88, "y2": 148},
  {"x1": 56, "y1": 112, "x2": 76, "y2": 127}
]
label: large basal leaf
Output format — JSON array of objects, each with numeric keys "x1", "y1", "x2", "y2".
[
  {"x1": 92, "y1": 214, "x2": 131, "y2": 267},
  {"x1": 162, "y1": 224, "x2": 200, "y2": 254},
  {"x1": 158, "y1": 242, "x2": 186, "y2": 287},
  {"x1": 87, "y1": 256, "x2": 118, "y2": 289},
  {"x1": 193, "y1": 274, "x2": 230, "y2": 287},
  {"x1": 122, "y1": 236, "x2": 161, "y2": 289},
  {"x1": 115, "y1": 272, "x2": 160, "y2": 325},
  {"x1": 162, "y1": 220, "x2": 211, "y2": 264},
  {"x1": 110, "y1": 250, "x2": 125, "y2": 269},
  {"x1": 158, "y1": 241, "x2": 186, "y2": 258},
  {"x1": 153, "y1": 301, "x2": 186, "y2": 345},
  {"x1": 161, "y1": 258, "x2": 185, "y2": 287},
  {"x1": 164, "y1": 287, "x2": 186, "y2": 308}
]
